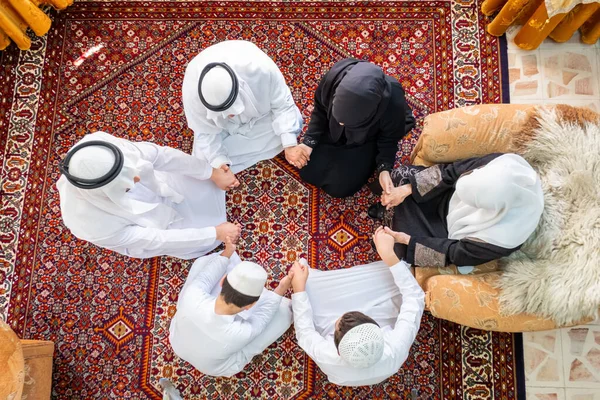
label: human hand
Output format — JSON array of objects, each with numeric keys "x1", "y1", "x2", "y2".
[
  {"x1": 381, "y1": 184, "x2": 412, "y2": 210},
  {"x1": 383, "y1": 227, "x2": 411, "y2": 245},
  {"x1": 274, "y1": 271, "x2": 294, "y2": 296},
  {"x1": 373, "y1": 226, "x2": 401, "y2": 267},
  {"x1": 289, "y1": 260, "x2": 309, "y2": 292},
  {"x1": 285, "y1": 145, "x2": 310, "y2": 169},
  {"x1": 221, "y1": 236, "x2": 236, "y2": 258},
  {"x1": 215, "y1": 222, "x2": 242, "y2": 243},
  {"x1": 211, "y1": 167, "x2": 240, "y2": 191},
  {"x1": 379, "y1": 171, "x2": 394, "y2": 196}
]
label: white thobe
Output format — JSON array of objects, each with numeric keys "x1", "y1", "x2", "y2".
[
  {"x1": 292, "y1": 261, "x2": 425, "y2": 386},
  {"x1": 58, "y1": 133, "x2": 226, "y2": 259},
  {"x1": 182, "y1": 40, "x2": 303, "y2": 173},
  {"x1": 169, "y1": 253, "x2": 293, "y2": 377}
]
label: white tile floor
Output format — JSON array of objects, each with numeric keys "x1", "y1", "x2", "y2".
[{"x1": 506, "y1": 27, "x2": 600, "y2": 400}]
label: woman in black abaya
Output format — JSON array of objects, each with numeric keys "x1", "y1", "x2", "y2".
[{"x1": 285, "y1": 58, "x2": 415, "y2": 198}]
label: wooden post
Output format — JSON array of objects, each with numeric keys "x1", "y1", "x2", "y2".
[
  {"x1": 7, "y1": 0, "x2": 51, "y2": 36},
  {"x1": 550, "y1": 3, "x2": 600, "y2": 42},
  {"x1": 514, "y1": 2, "x2": 566, "y2": 49},
  {"x1": 580, "y1": 8, "x2": 600, "y2": 44}
]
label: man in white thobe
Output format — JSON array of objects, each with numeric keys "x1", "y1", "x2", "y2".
[
  {"x1": 57, "y1": 131, "x2": 241, "y2": 259},
  {"x1": 182, "y1": 40, "x2": 309, "y2": 178},
  {"x1": 288, "y1": 227, "x2": 425, "y2": 386},
  {"x1": 169, "y1": 240, "x2": 293, "y2": 377}
]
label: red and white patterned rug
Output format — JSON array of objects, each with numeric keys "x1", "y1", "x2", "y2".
[{"x1": 0, "y1": 1, "x2": 521, "y2": 398}]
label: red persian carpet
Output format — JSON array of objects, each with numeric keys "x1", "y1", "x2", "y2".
[{"x1": 0, "y1": 1, "x2": 522, "y2": 398}]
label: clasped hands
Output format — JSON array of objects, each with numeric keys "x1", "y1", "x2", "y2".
[
  {"x1": 378, "y1": 171, "x2": 412, "y2": 210},
  {"x1": 285, "y1": 144, "x2": 313, "y2": 169},
  {"x1": 211, "y1": 164, "x2": 240, "y2": 191}
]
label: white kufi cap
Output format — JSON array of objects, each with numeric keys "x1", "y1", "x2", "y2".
[
  {"x1": 338, "y1": 323, "x2": 384, "y2": 368},
  {"x1": 200, "y1": 66, "x2": 234, "y2": 107},
  {"x1": 227, "y1": 261, "x2": 267, "y2": 297}
]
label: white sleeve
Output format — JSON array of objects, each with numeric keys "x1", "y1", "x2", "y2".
[
  {"x1": 268, "y1": 66, "x2": 302, "y2": 148},
  {"x1": 180, "y1": 254, "x2": 229, "y2": 301},
  {"x1": 385, "y1": 262, "x2": 426, "y2": 366},
  {"x1": 182, "y1": 87, "x2": 232, "y2": 169},
  {"x1": 131, "y1": 141, "x2": 214, "y2": 181},
  {"x1": 291, "y1": 292, "x2": 339, "y2": 364},
  {"x1": 226, "y1": 290, "x2": 283, "y2": 350},
  {"x1": 105, "y1": 225, "x2": 217, "y2": 259}
]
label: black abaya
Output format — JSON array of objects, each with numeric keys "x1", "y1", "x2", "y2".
[{"x1": 390, "y1": 154, "x2": 521, "y2": 267}]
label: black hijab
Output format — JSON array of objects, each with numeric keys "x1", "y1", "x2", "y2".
[{"x1": 321, "y1": 59, "x2": 392, "y2": 144}]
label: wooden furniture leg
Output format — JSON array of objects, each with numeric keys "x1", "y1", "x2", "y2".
[
  {"x1": 7, "y1": 0, "x2": 50, "y2": 36},
  {"x1": 550, "y1": 3, "x2": 600, "y2": 42},
  {"x1": 580, "y1": 8, "x2": 600, "y2": 44},
  {"x1": 0, "y1": 0, "x2": 31, "y2": 50},
  {"x1": 514, "y1": 1, "x2": 567, "y2": 49}
]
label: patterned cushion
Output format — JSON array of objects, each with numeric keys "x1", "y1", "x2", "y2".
[
  {"x1": 411, "y1": 104, "x2": 539, "y2": 167},
  {"x1": 423, "y1": 273, "x2": 593, "y2": 332}
]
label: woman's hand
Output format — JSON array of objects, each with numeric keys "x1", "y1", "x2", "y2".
[
  {"x1": 373, "y1": 226, "x2": 400, "y2": 266},
  {"x1": 285, "y1": 145, "x2": 312, "y2": 169},
  {"x1": 379, "y1": 171, "x2": 394, "y2": 196},
  {"x1": 383, "y1": 227, "x2": 411, "y2": 245},
  {"x1": 381, "y1": 184, "x2": 412, "y2": 210}
]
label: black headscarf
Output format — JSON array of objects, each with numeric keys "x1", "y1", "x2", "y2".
[{"x1": 322, "y1": 59, "x2": 392, "y2": 144}]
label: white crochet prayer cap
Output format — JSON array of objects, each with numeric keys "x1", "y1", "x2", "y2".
[
  {"x1": 338, "y1": 323, "x2": 384, "y2": 368},
  {"x1": 201, "y1": 66, "x2": 234, "y2": 107},
  {"x1": 227, "y1": 261, "x2": 267, "y2": 297},
  {"x1": 68, "y1": 145, "x2": 116, "y2": 180}
]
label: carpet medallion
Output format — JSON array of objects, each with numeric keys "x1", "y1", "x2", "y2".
[{"x1": 0, "y1": 1, "x2": 519, "y2": 399}]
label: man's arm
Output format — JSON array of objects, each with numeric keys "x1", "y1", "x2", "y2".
[
  {"x1": 292, "y1": 292, "x2": 340, "y2": 363},
  {"x1": 268, "y1": 67, "x2": 303, "y2": 148},
  {"x1": 384, "y1": 261, "x2": 425, "y2": 366},
  {"x1": 101, "y1": 225, "x2": 217, "y2": 259},
  {"x1": 129, "y1": 140, "x2": 214, "y2": 180},
  {"x1": 179, "y1": 254, "x2": 230, "y2": 302},
  {"x1": 226, "y1": 290, "x2": 284, "y2": 350}
]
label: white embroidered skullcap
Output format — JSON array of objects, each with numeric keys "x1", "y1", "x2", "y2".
[
  {"x1": 338, "y1": 323, "x2": 384, "y2": 368},
  {"x1": 200, "y1": 66, "x2": 234, "y2": 107},
  {"x1": 67, "y1": 145, "x2": 117, "y2": 180},
  {"x1": 227, "y1": 261, "x2": 267, "y2": 297}
]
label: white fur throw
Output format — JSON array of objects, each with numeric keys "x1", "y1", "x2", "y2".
[{"x1": 498, "y1": 106, "x2": 600, "y2": 326}]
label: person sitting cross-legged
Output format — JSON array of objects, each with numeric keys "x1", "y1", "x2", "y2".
[{"x1": 288, "y1": 227, "x2": 425, "y2": 386}]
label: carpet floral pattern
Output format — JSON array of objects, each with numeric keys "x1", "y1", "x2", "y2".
[{"x1": 0, "y1": 2, "x2": 518, "y2": 399}]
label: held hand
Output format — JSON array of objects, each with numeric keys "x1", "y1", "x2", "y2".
[
  {"x1": 379, "y1": 171, "x2": 394, "y2": 196},
  {"x1": 215, "y1": 222, "x2": 242, "y2": 243},
  {"x1": 211, "y1": 167, "x2": 240, "y2": 191},
  {"x1": 221, "y1": 236, "x2": 236, "y2": 258},
  {"x1": 381, "y1": 184, "x2": 412, "y2": 210},
  {"x1": 289, "y1": 260, "x2": 309, "y2": 292},
  {"x1": 373, "y1": 227, "x2": 401, "y2": 267},
  {"x1": 383, "y1": 227, "x2": 411, "y2": 245},
  {"x1": 285, "y1": 146, "x2": 310, "y2": 169},
  {"x1": 274, "y1": 271, "x2": 294, "y2": 296}
]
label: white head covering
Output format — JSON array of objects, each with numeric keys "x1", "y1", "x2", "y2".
[
  {"x1": 200, "y1": 66, "x2": 246, "y2": 119},
  {"x1": 227, "y1": 261, "x2": 267, "y2": 297},
  {"x1": 57, "y1": 132, "x2": 185, "y2": 237},
  {"x1": 447, "y1": 154, "x2": 544, "y2": 248},
  {"x1": 338, "y1": 323, "x2": 384, "y2": 369}
]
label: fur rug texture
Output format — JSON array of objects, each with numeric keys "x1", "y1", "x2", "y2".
[{"x1": 498, "y1": 106, "x2": 600, "y2": 326}]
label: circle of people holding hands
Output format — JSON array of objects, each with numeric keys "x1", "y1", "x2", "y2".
[{"x1": 57, "y1": 40, "x2": 544, "y2": 385}]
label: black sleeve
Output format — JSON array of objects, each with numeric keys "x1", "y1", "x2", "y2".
[
  {"x1": 375, "y1": 87, "x2": 408, "y2": 173},
  {"x1": 408, "y1": 153, "x2": 503, "y2": 203},
  {"x1": 406, "y1": 236, "x2": 517, "y2": 267},
  {"x1": 303, "y1": 77, "x2": 328, "y2": 148}
]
